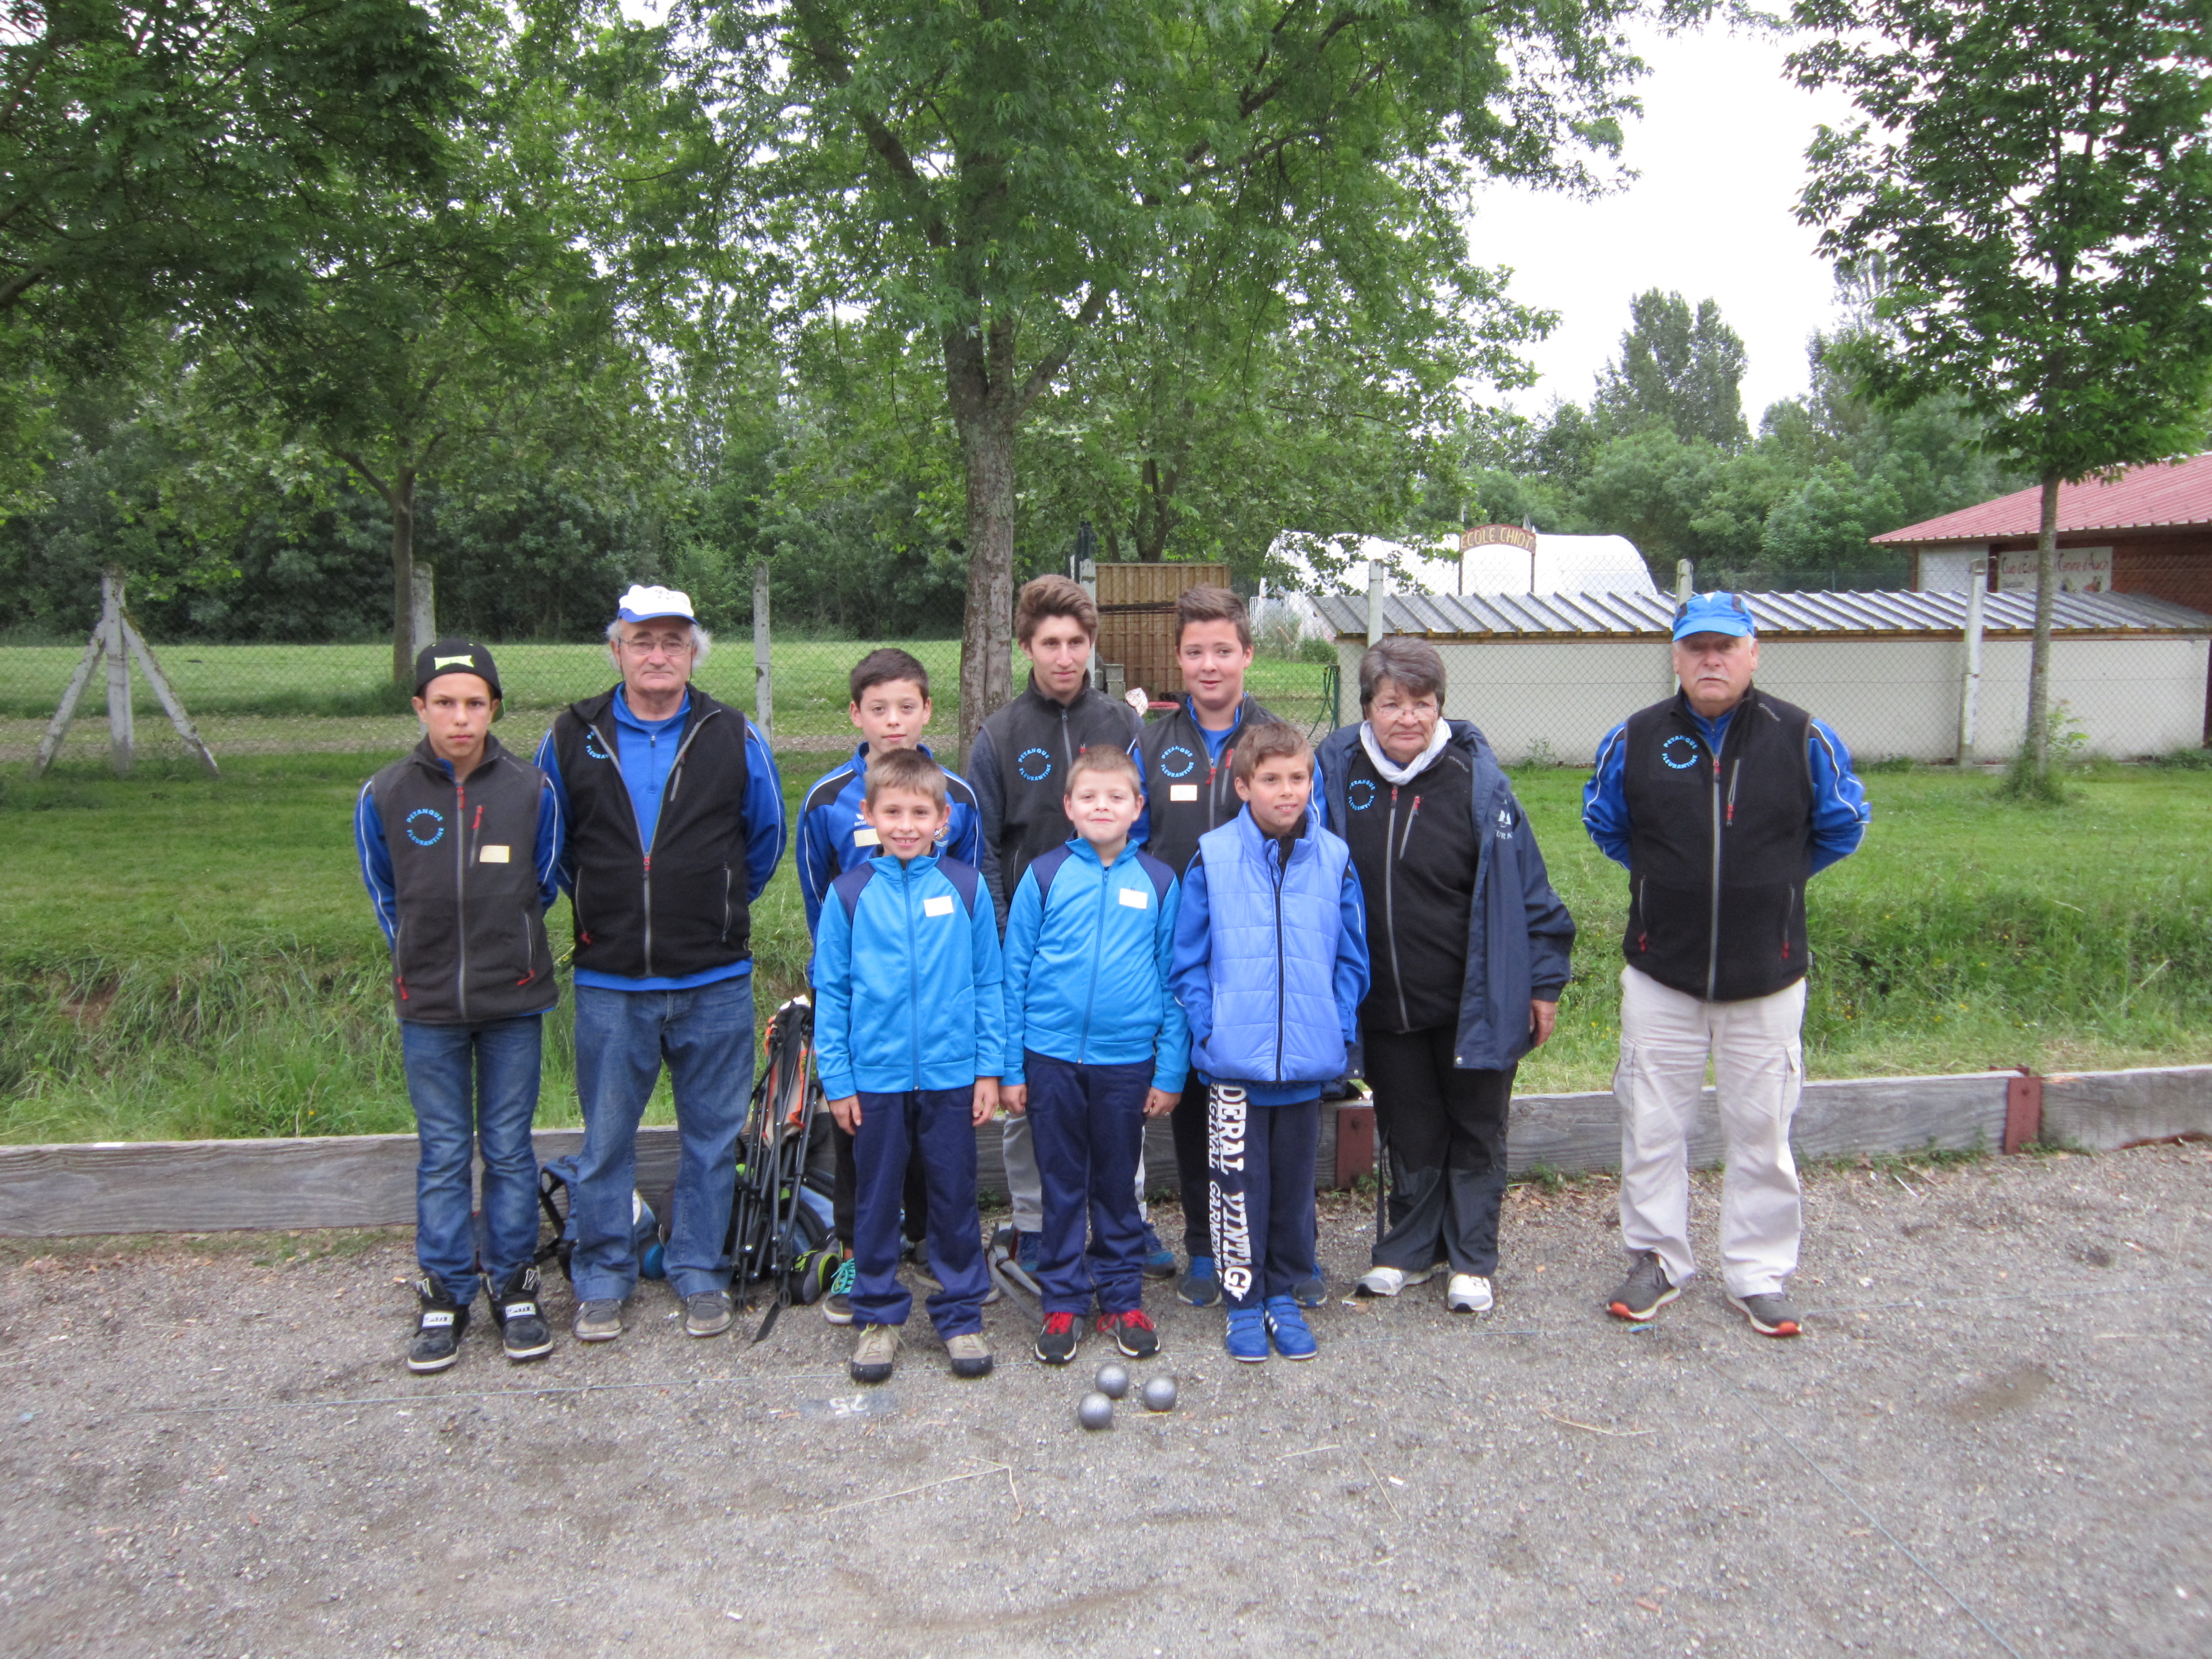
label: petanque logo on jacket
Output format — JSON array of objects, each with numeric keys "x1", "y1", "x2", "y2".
[
  {"x1": 1494, "y1": 804, "x2": 1516, "y2": 840},
  {"x1": 405, "y1": 807, "x2": 445, "y2": 846},
  {"x1": 1160, "y1": 743, "x2": 1197, "y2": 779},
  {"x1": 1661, "y1": 733, "x2": 1700, "y2": 771},
  {"x1": 584, "y1": 729, "x2": 615, "y2": 762},
  {"x1": 1348, "y1": 777, "x2": 1377, "y2": 811},
  {"x1": 1017, "y1": 746, "x2": 1052, "y2": 783}
]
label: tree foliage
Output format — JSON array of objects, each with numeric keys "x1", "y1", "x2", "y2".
[{"x1": 1591, "y1": 289, "x2": 1750, "y2": 448}]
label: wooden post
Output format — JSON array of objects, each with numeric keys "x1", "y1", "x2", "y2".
[
  {"x1": 409, "y1": 564, "x2": 437, "y2": 658},
  {"x1": 1957, "y1": 554, "x2": 1987, "y2": 766},
  {"x1": 122, "y1": 620, "x2": 219, "y2": 775},
  {"x1": 1366, "y1": 558, "x2": 1387, "y2": 648},
  {"x1": 33, "y1": 630, "x2": 103, "y2": 775},
  {"x1": 752, "y1": 562, "x2": 773, "y2": 743},
  {"x1": 102, "y1": 569, "x2": 133, "y2": 775},
  {"x1": 1668, "y1": 560, "x2": 1694, "y2": 697}
]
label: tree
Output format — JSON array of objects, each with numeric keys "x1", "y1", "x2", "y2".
[
  {"x1": 1795, "y1": 0, "x2": 2212, "y2": 794},
  {"x1": 1592, "y1": 289, "x2": 1750, "y2": 449},
  {"x1": 685, "y1": 0, "x2": 1696, "y2": 748}
]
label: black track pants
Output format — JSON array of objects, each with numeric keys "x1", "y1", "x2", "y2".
[{"x1": 1362, "y1": 1023, "x2": 1515, "y2": 1277}]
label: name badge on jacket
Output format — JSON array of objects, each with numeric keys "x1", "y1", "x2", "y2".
[
  {"x1": 922, "y1": 894, "x2": 956, "y2": 918},
  {"x1": 1170, "y1": 784, "x2": 1199, "y2": 802},
  {"x1": 1118, "y1": 886, "x2": 1149, "y2": 909},
  {"x1": 479, "y1": 845, "x2": 511, "y2": 864}
]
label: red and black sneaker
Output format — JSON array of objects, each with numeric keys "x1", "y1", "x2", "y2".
[
  {"x1": 1099, "y1": 1308, "x2": 1160, "y2": 1360},
  {"x1": 1034, "y1": 1311, "x2": 1081, "y2": 1366}
]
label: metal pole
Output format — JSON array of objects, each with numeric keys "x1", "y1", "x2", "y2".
[
  {"x1": 1957, "y1": 554, "x2": 1987, "y2": 766},
  {"x1": 1367, "y1": 558, "x2": 1387, "y2": 648},
  {"x1": 752, "y1": 562, "x2": 773, "y2": 744},
  {"x1": 1669, "y1": 560, "x2": 1693, "y2": 697},
  {"x1": 102, "y1": 569, "x2": 133, "y2": 775},
  {"x1": 1076, "y1": 521, "x2": 1099, "y2": 689}
]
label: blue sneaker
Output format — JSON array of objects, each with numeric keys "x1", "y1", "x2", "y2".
[
  {"x1": 1290, "y1": 1272, "x2": 1326, "y2": 1309},
  {"x1": 1176, "y1": 1254, "x2": 1222, "y2": 1308},
  {"x1": 1265, "y1": 1296, "x2": 1317, "y2": 1361},
  {"x1": 1225, "y1": 1307, "x2": 1269, "y2": 1363},
  {"x1": 1139, "y1": 1223, "x2": 1176, "y2": 1280}
]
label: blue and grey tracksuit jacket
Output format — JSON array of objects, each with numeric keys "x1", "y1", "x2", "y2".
[
  {"x1": 1170, "y1": 809, "x2": 1370, "y2": 1105},
  {"x1": 812, "y1": 853, "x2": 1006, "y2": 1101},
  {"x1": 796, "y1": 742, "x2": 981, "y2": 939},
  {"x1": 1000, "y1": 839, "x2": 1191, "y2": 1093}
]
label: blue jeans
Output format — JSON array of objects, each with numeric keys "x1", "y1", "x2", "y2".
[
  {"x1": 401, "y1": 1015, "x2": 546, "y2": 1296},
  {"x1": 850, "y1": 1088, "x2": 989, "y2": 1337},
  {"x1": 571, "y1": 977, "x2": 755, "y2": 1302},
  {"x1": 1026, "y1": 1052, "x2": 1151, "y2": 1317}
]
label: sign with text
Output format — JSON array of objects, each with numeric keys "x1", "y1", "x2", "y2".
[
  {"x1": 1461, "y1": 523, "x2": 1538, "y2": 554},
  {"x1": 1999, "y1": 546, "x2": 2112, "y2": 593}
]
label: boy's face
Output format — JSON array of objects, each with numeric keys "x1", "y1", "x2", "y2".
[
  {"x1": 850, "y1": 678, "x2": 931, "y2": 751},
  {"x1": 1022, "y1": 614, "x2": 1093, "y2": 703},
  {"x1": 1234, "y1": 752, "x2": 1311, "y2": 837},
  {"x1": 859, "y1": 785, "x2": 950, "y2": 862},
  {"x1": 1062, "y1": 766, "x2": 1143, "y2": 850},
  {"x1": 413, "y1": 673, "x2": 495, "y2": 764},
  {"x1": 1177, "y1": 619, "x2": 1253, "y2": 719}
]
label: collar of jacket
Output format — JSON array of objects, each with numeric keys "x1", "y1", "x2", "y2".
[
  {"x1": 612, "y1": 685, "x2": 692, "y2": 733},
  {"x1": 569, "y1": 682, "x2": 726, "y2": 737},
  {"x1": 866, "y1": 851, "x2": 943, "y2": 876},
  {"x1": 1230, "y1": 804, "x2": 1311, "y2": 868},
  {"x1": 408, "y1": 731, "x2": 510, "y2": 781},
  {"x1": 853, "y1": 739, "x2": 939, "y2": 771},
  {"x1": 1669, "y1": 683, "x2": 1763, "y2": 743},
  {"x1": 1063, "y1": 834, "x2": 1140, "y2": 871},
  {"x1": 1177, "y1": 693, "x2": 1254, "y2": 743},
  {"x1": 1020, "y1": 672, "x2": 1101, "y2": 718}
]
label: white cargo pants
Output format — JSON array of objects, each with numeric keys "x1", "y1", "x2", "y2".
[{"x1": 1615, "y1": 966, "x2": 1807, "y2": 1298}]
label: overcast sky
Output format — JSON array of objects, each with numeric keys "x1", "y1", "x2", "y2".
[{"x1": 1470, "y1": 22, "x2": 1864, "y2": 424}]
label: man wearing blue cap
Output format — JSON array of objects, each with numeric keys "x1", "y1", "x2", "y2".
[
  {"x1": 535, "y1": 586, "x2": 785, "y2": 1344},
  {"x1": 1582, "y1": 593, "x2": 1868, "y2": 1338}
]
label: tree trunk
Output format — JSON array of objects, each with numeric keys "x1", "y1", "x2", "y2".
[
  {"x1": 954, "y1": 409, "x2": 1018, "y2": 758},
  {"x1": 2022, "y1": 470, "x2": 2060, "y2": 781},
  {"x1": 388, "y1": 472, "x2": 419, "y2": 690}
]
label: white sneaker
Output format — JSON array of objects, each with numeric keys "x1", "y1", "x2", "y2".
[
  {"x1": 1355, "y1": 1263, "x2": 1441, "y2": 1297},
  {"x1": 1446, "y1": 1273, "x2": 1494, "y2": 1313}
]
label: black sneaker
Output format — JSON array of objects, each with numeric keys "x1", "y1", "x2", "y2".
[
  {"x1": 488, "y1": 1267, "x2": 553, "y2": 1362},
  {"x1": 684, "y1": 1289, "x2": 735, "y2": 1338},
  {"x1": 407, "y1": 1275, "x2": 470, "y2": 1374},
  {"x1": 1098, "y1": 1309, "x2": 1160, "y2": 1359},
  {"x1": 1728, "y1": 1290, "x2": 1803, "y2": 1338},
  {"x1": 1034, "y1": 1311, "x2": 1081, "y2": 1366},
  {"x1": 1607, "y1": 1250, "x2": 1680, "y2": 1322}
]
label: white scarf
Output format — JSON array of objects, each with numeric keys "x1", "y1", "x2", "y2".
[{"x1": 1359, "y1": 718, "x2": 1452, "y2": 785}]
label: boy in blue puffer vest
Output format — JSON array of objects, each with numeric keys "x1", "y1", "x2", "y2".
[
  {"x1": 1000, "y1": 747, "x2": 1189, "y2": 1367},
  {"x1": 1171, "y1": 722, "x2": 1370, "y2": 1363},
  {"x1": 813, "y1": 747, "x2": 1005, "y2": 1385}
]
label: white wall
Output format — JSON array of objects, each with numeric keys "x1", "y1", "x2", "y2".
[
  {"x1": 1338, "y1": 633, "x2": 2209, "y2": 762},
  {"x1": 1914, "y1": 547, "x2": 1986, "y2": 591}
]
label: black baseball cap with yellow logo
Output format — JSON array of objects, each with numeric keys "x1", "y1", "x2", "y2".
[{"x1": 413, "y1": 638, "x2": 503, "y2": 701}]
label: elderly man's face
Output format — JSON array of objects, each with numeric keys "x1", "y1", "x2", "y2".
[{"x1": 613, "y1": 618, "x2": 696, "y2": 701}]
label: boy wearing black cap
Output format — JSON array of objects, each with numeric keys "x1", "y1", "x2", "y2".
[{"x1": 356, "y1": 640, "x2": 565, "y2": 1372}]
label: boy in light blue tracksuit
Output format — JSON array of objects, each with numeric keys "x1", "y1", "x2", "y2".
[
  {"x1": 1172, "y1": 722, "x2": 1369, "y2": 1364},
  {"x1": 813, "y1": 747, "x2": 1005, "y2": 1384},
  {"x1": 1000, "y1": 747, "x2": 1189, "y2": 1366}
]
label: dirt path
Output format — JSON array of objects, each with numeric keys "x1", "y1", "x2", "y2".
[{"x1": 3, "y1": 1145, "x2": 2207, "y2": 1658}]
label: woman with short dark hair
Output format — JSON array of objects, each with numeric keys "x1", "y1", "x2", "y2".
[{"x1": 1316, "y1": 636, "x2": 1576, "y2": 1313}]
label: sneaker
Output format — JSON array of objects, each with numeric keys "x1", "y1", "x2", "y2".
[
  {"x1": 1017, "y1": 1230, "x2": 1042, "y2": 1278},
  {"x1": 684, "y1": 1289, "x2": 735, "y2": 1338},
  {"x1": 1607, "y1": 1251, "x2": 1680, "y2": 1323},
  {"x1": 850, "y1": 1322, "x2": 900, "y2": 1384},
  {"x1": 945, "y1": 1331, "x2": 994, "y2": 1378},
  {"x1": 1176, "y1": 1254, "x2": 1222, "y2": 1308},
  {"x1": 406, "y1": 1275, "x2": 470, "y2": 1374},
  {"x1": 1355, "y1": 1263, "x2": 1441, "y2": 1298},
  {"x1": 488, "y1": 1268, "x2": 553, "y2": 1361},
  {"x1": 573, "y1": 1298, "x2": 624, "y2": 1343},
  {"x1": 1098, "y1": 1308, "x2": 1160, "y2": 1359},
  {"x1": 1728, "y1": 1290, "x2": 1803, "y2": 1338},
  {"x1": 1139, "y1": 1224, "x2": 1176, "y2": 1280},
  {"x1": 823, "y1": 1257, "x2": 857, "y2": 1326},
  {"x1": 1264, "y1": 1296, "x2": 1317, "y2": 1361},
  {"x1": 1225, "y1": 1306, "x2": 1269, "y2": 1363},
  {"x1": 1034, "y1": 1311, "x2": 1082, "y2": 1365},
  {"x1": 1447, "y1": 1273, "x2": 1494, "y2": 1314},
  {"x1": 1290, "y1": 1273, "x2": 1327, "y2": 1309}
]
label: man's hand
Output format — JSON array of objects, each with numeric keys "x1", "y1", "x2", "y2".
[
  {"x1": 972, "y1": 1078, "x2": 1000, "y2": 1126},
  {"x1": 829, "y1": 1094, "x2": 862, "y2": 1132},
  {"x1": 1529, "y1": 999, "x2": 1558, "y2": 1048},
  {"x1": 999, "y1": 1082, "x2": 1027, "y2": 1117},
  {"x1": 1124, "y1": 686, "x2": 1149, "y2": 714},
  {"x1": 1143, "y1": 1087, "x2": 1179, "y2": 1119}
]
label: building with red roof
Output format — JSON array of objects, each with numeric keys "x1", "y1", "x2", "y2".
[{"x1": 1874, "y1": 453, "x2": 2212, "y2": 613}]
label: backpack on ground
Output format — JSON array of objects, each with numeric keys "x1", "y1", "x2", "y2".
[{"x1": 535, "y1": 1155, "x2": 665, "y2": 1282}]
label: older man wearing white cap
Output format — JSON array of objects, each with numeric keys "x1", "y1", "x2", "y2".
[{"x1": 535, "y1": 586, "x2": 785, "y2": 1343}]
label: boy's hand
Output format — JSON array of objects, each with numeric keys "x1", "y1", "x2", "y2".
[
  {"x1": 1143, "y1": 1088, "x2": 1178, "y2": 1119},
  {"x1": 1529, "y1": 999, "x2": 1558, "y2": 1048},
  {"x1": 971, "y1": 1078, "x2": 999, "y2": 1126},
  {"x1": 829, "y1": 1094, "x2": 862, "y2": 1132},
  {"x1": 998, "y1": 1083, "x2": 1027, "y2": 1117}
]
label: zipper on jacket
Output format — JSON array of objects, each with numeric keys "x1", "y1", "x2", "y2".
[
  {"x1": 1078, "y1": 855, "x2": 1109, "y2": 1057},
  {"x1": 1706, "y1": 742, "x2": 1725, "y2": 1000},
  {"x1": 903, "y1": 864, "x2": 922, "y2": 1087},
  {"x1": 617, "y1": 705, "x2": 720, "y2": 978},
  {"x1": 455, "y1": 781, "x2": 470, "y2": 1023},
  {"x1": 1383, "y1": 785, "x2": 1409, "y2": 1031},
  {"x1": 1272, "y1": 837, "x2": 1288, "y2": 1082}
]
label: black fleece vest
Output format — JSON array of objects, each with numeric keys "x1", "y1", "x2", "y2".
[
  {"x1": 1622, "y1": 687, "x2": 1815, "y2": 1002},
  {"x1": 369, "y1": 736, "x2": 557, "y2": 1025},
  {"x1": 550, "y1": 686, "x2": 753, "y2": 980},
  {"x1": 1136, "y1": 694, "x2": 1276, "y2": 879},
  {"x1": 981, "y1": 676, "x2": 1141, "y2": 908}
]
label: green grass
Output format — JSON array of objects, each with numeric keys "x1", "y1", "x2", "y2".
[{"x1": 2, "y1": 750, "x2": 2207, "y2": 1143}]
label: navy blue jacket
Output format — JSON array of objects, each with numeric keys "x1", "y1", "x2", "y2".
[
  {"x1": 796, "y1": 742, "x2": 982, "y2": 939},
  {"x1": 1317, "y1": 721, "x2": 1576, "y2": 1073}
]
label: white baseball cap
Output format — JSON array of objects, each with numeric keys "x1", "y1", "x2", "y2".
[{"x1": 615, "y1": 583, "x2": 695, "y2": 623}]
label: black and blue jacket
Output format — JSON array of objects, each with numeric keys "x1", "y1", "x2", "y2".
[{"x1": 797, "y1": 742, "x2": 981, "y2": 939}]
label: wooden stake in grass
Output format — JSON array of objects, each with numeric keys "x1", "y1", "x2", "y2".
[{"x1": 35, "y1": 570, "x2": 218, "y2": 778}]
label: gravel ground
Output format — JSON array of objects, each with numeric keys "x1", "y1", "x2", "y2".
[{"x1": 3, "y1": 1143, "x2": 2208, "y2": 1658}]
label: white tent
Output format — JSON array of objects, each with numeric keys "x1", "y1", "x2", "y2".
[{"x1": 1263, "y1": 530, "x2": 1659, "y2": 618}]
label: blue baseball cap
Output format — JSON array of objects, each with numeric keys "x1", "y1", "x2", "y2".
[{"x1": 1673, "y1": 592, "x2": 1756, "y2": 641}]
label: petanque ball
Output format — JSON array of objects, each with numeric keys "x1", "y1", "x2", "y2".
[
  {"x1": 1094, "y1": 1361, "x2": 1131, "y2": 1400},
  {"x1": 1078, "y1": 1391, "x2": 1115, "y2": 1431},
  {"x1": 1141, "y1": 1374, "x2": 1178, "y2": 1413}
]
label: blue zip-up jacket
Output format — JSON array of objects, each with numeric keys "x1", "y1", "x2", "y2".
[
  {"x1": 1000, "y1": 838, "x2": 1190, "y2": 1092},
  {"x1": 797, "y1": 742, "x2": 981, "y2": 939},
  {"x1": 533, "y1": 687, "x2": 785, "y2": 991},
  {"x1": 813, "y1": 853, "x2": 1006, "y2": 1100},
  {"x1": 1583, "y1": 701, "x2": 1868, "y2": 874},
  {"x1": 1170, "y1": 809, "x2": 1370, "y2": 1103},
  {"x1": 1317, "y1": 720, "x2": 1576, "y2": 1073}
]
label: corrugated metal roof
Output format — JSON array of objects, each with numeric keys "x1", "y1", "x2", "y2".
[
  {"x1": 1871, "y1": 453, "x2": 2212, "y2": 544},
  {"x1": 1310, "y1": 588, "x2": 2212, "y2": 640}
]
